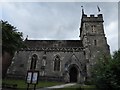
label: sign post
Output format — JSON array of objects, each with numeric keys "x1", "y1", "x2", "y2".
[{"x1": 26, "y1": 70, "x2": 39, "y2": 90}]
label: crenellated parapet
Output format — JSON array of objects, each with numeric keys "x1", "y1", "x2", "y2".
[{"x1": 82, "y1": 14, "x2": 104, "y2": 22}]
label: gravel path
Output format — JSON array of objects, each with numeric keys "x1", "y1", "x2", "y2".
[{"x1": 36, "y1": 83, "x2": 76, "y2": 90}]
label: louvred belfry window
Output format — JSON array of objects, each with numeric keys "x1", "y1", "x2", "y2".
[{"x1": 94, "y1": 40, "x2": 97, "y2": 46}]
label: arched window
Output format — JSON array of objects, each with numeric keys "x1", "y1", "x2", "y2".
[
  {"x1": 30, "y1": 54, "x2": 38, "y2": 70},
  {"x1": 54, "y1": 55, "x2": 60, "y2": 71},
  {"x1": 94, "y1": 40, "x2": 97, "y2": 46},
  {"x1": 91, "y1": 25, "x2": 96, "y2": 33}
]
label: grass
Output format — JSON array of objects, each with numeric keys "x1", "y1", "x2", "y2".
[
  {"x1": 2, "y1": 79, "x2": 26, "y2": 88},
  {"x1": 2, "y1": 78, "x2": 64, "y2": 89},
  {"x1": 2, "y1": 79, "x2": 96, "y2": 90}
]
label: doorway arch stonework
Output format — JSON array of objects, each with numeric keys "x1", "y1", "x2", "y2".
[{"x1": 68, "y1": 64, "x2": 80, "y2": 82}]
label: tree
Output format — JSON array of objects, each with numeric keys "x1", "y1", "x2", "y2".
[
  {"x1": 92, "y1": 49, "x2": 120, "y2": 90},
  {"x1": 1, "y1": 20, "x2": 24, "y2": 78}
]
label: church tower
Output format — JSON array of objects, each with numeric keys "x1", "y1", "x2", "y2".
[{"x1": 80, "y1": 9, "x2": 110, "y2": 78}]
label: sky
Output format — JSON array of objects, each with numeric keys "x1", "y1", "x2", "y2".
[{"x1": 0, "y1": 1, "x2": 119, "y2": 54}]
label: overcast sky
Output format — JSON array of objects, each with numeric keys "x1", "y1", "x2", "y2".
[{"x1": 0, "y1": 1, "x2": 119, "y2": 54}]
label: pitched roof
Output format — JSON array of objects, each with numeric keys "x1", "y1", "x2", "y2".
[{"x1": 24, "y1": 40, "x2": 83, "y2": 48}]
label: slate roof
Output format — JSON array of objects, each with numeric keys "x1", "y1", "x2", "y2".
[{"x1": 24, "y1": 39, "x2": 83, "y2": 48}]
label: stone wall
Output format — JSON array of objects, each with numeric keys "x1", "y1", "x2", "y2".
[{"x1": 7, "y1": 48, "x2": 86, "y2": 81}]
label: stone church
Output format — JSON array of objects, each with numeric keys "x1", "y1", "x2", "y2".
[{"x1": 7, "y1": 10, "x2": 110, "y2": 83}]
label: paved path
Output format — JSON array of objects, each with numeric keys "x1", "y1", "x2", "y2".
[{"x1": 36, "y1": 83, "x2": 76, "y2": 90}]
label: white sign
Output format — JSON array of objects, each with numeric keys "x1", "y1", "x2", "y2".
[
  {"x1": 27, "y1": 72, "x2": 32, "y2": 83},
  {"x1": 32, "y1": 72, "x2": 38, "y2": 84}
]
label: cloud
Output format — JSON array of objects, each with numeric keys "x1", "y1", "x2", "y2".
[
  {"x1": 105, "y1": 21, "x2": 118, "y2": 53},
  {"x1": 0, "y1": 0, "x2": 120, "y2": 2},
  {"x1": 118, "y1": 2, "x2": 120, "y2": 49}
]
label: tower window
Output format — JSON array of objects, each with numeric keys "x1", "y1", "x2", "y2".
[
  {"x1": 91, "y1": 25, "x2": 96, "y2": 33},
  {"x1": 30, "y1": 54, "x2": 38, "y2": 70},
  {"x1": 83, "y1": 51, "x2": 86, "y2": 55},
  {"x1": 54, "y1": 55, "x2": 60, "y2": 71},
  {"x1": 94, "y1": 40, "x2": 97, "y2": 46}
]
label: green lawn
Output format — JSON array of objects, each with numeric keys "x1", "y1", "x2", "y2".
[
  {"x1": 2, "y1": 79, "x2": 96, "y2": 90},
  {"x1": 2, "y1": 79, "x2": 64, "y2": 89}
]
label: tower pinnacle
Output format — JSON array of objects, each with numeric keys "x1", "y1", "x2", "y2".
[{"x1": 81, "y1": 6, "x2": 84, "y2": 15}]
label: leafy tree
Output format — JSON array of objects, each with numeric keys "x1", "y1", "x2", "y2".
[
  {"x1": 1, "y1": 20, "x2": 24, "y2": 78},
  {"x1": 92, "y1": 49, "x2": 120, "y2": 90}
]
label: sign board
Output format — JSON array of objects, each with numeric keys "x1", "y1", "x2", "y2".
[
  {"x1": 26, "y1": 70, "x2": 39, "y2": 84},
  {"x1": 32, "y1": 72, "x2": 39, "y2": 84},
  {"x1": 27, "y1": 71, "x2": 32, "y2": 83}
]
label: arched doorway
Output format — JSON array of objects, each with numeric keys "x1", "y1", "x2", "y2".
[{"x1": 69, "y1": 66, "x2": 78, "y2": 82}]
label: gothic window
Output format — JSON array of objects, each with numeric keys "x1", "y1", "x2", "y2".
[
  {"x1": 54, "y1": 55, "x2": 60, "y2": 71},
  {"x1": 91, "y1": 25, "x2": 96, "y2": 33},
  {"x1": 30, "y1": 54, "x2": 38, "y2": 70}
]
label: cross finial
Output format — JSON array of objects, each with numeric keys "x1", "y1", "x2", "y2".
[
  {"x1": 81, "y1": 6, "x2": 84, "y2": 15},
  {"x1": 27, "y1": 35, "x2": 28, "y2": 38},
  {"x1": 25, "y1": 35, "x2": 28, "y2": 40}
]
